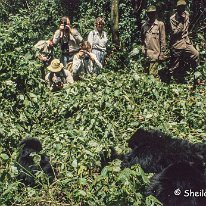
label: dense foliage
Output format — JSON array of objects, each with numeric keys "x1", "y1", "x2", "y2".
[{"x1": 0, "y1": 0, "x2": 206, "y2": 205}]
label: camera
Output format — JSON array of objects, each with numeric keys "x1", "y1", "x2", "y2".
[
  {"x1": 61, "y1": 42, "x2": 69, "y2": 51},
  {"x1": 52, "y1": 77, "x2": 63, "y2": 91},
  {"x1": 63, "y1": 19, "x2": 67, "y2": 27},
  {"x1": 82, "y1": 50, "x2": 90, "y2": 61}
]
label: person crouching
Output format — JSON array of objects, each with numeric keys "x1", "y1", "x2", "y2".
[
  {"x1": 72, "y1": 41, "x2": 102, "y2": 80},
  {"x1": 45, "y1": 59, "x2": 74, "y2": 91}
]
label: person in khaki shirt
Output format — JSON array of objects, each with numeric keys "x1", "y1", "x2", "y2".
[
  {"x1": 141, "y1": 5, "x2": 166, "y2": 77},
  {"x1": 169, "y1": 0, "x2": 199, "y2": 83},
  {"x1": 53, "y1": 16, "x2": 83, "y2": 67},
  {"x1": 34, "y1": 39, "x2": 54, "y2": 79}
]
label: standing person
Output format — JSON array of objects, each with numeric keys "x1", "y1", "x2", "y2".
[
  {"x1": 72, "y1": 41, "x2": 102, "y2": 79},
  {"x1": 88, "y1": 17, "x2": 108, "y2": 66},
  {"x1": 141, "y1": 5, "x2": 166, "y2": 78},
  {"x1": 169, "y1": 0, "x2": 199, "y2": 83},
  {"x1": 53, "y1": 16, "x2": 83, "y2": 66},
  {"x1": 34, "y1": 38, "x2": 54, "y2": 79}
]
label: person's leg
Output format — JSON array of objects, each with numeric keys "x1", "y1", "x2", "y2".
[
  {"x1": 144, "y1": 60, "x2": 150, "y2": 75},
  {"x1": 91, "y1": 49, "x2": 102, "y2": 75},
  {"x1": 61, "y1": 54, "x2": 70, "y2": 67},
  {"x1": 68, "y1": 53, "x2": 75, "y2": 63},
  {"x1": 184, "y1": 44, "x2": 199, "y2": 68},
  {"x1": 169, "y1": 49, "x2": 183, "y2": 82},
  {"x1": 184, "y1": 44, "x2": 201, "y2": 86},
  {"x1": 99, "y1": 51, "x2": 106, "y2": 66},
  {"x1": 184, "y1": 44, "x2": 200, "y2": 85},
  {"x1": 91, "y1": 49, "x2": 100, "y2": 60},
  {"x1": 149, "y1": 61, "x2": 159, "y2": 78}
]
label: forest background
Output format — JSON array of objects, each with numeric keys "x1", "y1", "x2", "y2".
[{"x1": 0, "y1": 0, "x2": 206, "y2": 205}]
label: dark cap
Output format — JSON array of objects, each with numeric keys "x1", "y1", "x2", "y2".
[{"x1": 147, "y1": 5, "x2": 157, "y2": 13}]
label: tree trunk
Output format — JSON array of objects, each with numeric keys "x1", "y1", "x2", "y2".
[{"x1": 111, "y1": 0, "x2": 120, "y2": 49}]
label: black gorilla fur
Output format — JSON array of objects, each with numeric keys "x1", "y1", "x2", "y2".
[
  {"x1": 147, "y1": 162, "x2": 206, "y2": 206},
  {"x1": 120, "y1": 129, "x2": 206, "y2": 173},
  {"x1": 100, "y1": 128, "x2": 206, "y2": 205},
  {"x1": 17, "y1": 138, "x2": 55, "y2": 186}
]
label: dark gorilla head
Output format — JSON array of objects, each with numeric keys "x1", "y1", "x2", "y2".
[
  {"x1": 17, "y1": 138, "x2": 55, "y2": 186},
  {"x1": 127, "y1": 128, "x2": 169, "y2": 149},
  {"x1": 147, "y1": 162, "x2": 206, "y2": 206},
  {"x1": 19, "y1": 138, "x2": 42, "y2": 158}
]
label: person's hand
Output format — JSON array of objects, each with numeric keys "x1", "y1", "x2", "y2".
[
  {"x1": 59, "y1": 24, "x2": 71, "y2": 31},
  {"x1": 178, "y1": 22, "x2": 184, "y2": 32},
  {"x1": 88, "y1": 52, "x2": 95, "y2": 61},
  {"x1": 52, "y1": 74, "x2": 57, "y2": 82},
  {"x1": 42, "y1": 56, "x2": 48, "y2": 61},
  {"x1": 158, "y1": 52, "x2": 167, "y2": 61},
  {"x1": 179, "y1": 12, "x2": 186, "y2": 23},
  {"x1": 78, "y1": 50, "x2": 85, "y2": 58}
]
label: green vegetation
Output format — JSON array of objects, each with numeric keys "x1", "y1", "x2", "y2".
[{"x1": 0, "y1": 0, "x2": 206, "y2": 205}]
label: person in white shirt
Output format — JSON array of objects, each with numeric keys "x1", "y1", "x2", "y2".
[
  {"x1": 72, "y1": 41, "x2": 102, "y2": 78},
  {"x1": 88, "y1": 17, "x2": 108, "y2": 65}
]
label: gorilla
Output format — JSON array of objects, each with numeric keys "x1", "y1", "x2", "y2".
[
  {"x1": 16, "y1": 138, "x2": 55, "y2": 186},
  {"x1": 102, "y1": 128, "x2": 206, "y2": 173},
  {"x1": 100, "y1": 128, "x2": 206, "y2": 205},
  {"x1": 147, "y1": 162, "x2": 206, "y2": 206}
]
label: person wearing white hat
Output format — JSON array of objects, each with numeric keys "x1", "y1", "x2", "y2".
[{"x1": 45, "y1": 59, "x2": 74, "y2": 91}]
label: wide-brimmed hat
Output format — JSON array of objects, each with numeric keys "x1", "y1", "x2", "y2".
[
  {"x1": 47, "y1": 59, "x2": 64, "y2": 72},
  {"x1": 147, "y1": 5, "x2": 157, "y2": 13},
  {"x1": 177, "y1": 0, "x2": 187, "y2": 6}
]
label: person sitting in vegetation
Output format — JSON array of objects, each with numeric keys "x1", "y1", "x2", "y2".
[
  {"x1": 88, "y1": 17, "x2": 108, "y2": 66},
  {"x1": 53, "y1": 16, "x2": 83, "y2": 67},
  {"x1": 34, "y1": 38, "x2": 54, "y2": 79},
  {"x1": 45, "y1": 59, "x2": 73, "y2": 91},
  {"x1": 72, "y1": 41, "x2": 102, "y2": 79}
]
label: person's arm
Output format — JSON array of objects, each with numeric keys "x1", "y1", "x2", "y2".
[
  {"x1": 170, "y1": 17, "x2": 184, "y2": 36},
  {"x1": 159, "y1": 22, "x2": 166, "y2": 53},
  {"x1": 53, "y1": 30, "x2": 61, "y2": 45},
  {"x1": 98, "y1": 31, "x2": 108, "y2": 50},
  {"x1": 141, "y1": 24, "x2": 145, "y2": 46},
  {"x1": 103, "y1": 31, "x2": 108, "y2": 45},
  {"x1": 37, "y1": 54, "x2": 48, "y2": 62},
  {"x1": 90, "y1": 53, "x2": 102, "y2": 69},
  {"x1": 34, "y1": 41, "x2": 47, "y2": 61},
  {"x1": 72, "y1": 54, "x2": 83, "y2": 74},
  {"x1": 158, "y1": 22, "x2": 167, "y2": 61},
  {"x1": 71, "y1": 28, "x2": 83, "y2": 44},
  {"x1": 141, "y1": 24, "x2": 147, "y2": 56},
  {"x1": 88, "y1": 31, "x2": 94, "y2": 48}
]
